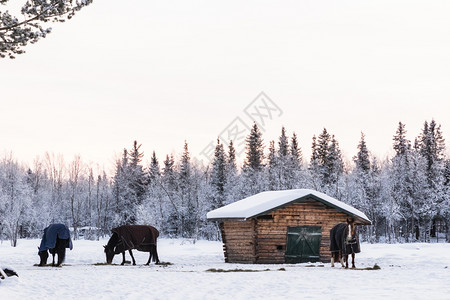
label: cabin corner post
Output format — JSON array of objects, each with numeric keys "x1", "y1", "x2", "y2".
[
  {"x1": 252, "y1": 218, "x2": 258, "y2": 263},
  {"x1": 219, "y1": 222, "x2": 229, "y2": 263}
]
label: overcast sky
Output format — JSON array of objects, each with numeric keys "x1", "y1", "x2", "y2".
[{"x1": 1, "y1": 0, "x2": 449, "y2": 170}]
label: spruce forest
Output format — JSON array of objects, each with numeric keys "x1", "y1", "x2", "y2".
[{"x1": 1, "y1": 120, "x2": 449, "y2": 246}]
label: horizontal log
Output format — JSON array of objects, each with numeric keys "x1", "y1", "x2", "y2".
[
  {"x1": 222, "y1": 234, "x2": 255, "y2": 239},
  {"x1": 226, "y1": 244, "x2": 255, "y2": 248}
]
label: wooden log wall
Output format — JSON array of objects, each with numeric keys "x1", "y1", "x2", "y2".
[{"x1": 221, "y1": 219, "x2": 257, "y2": 263}]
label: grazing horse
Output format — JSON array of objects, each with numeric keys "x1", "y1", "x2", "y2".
[
  {"x1": 104, "y1": 225, "x2": 160, "y2": 265},
  {"x1": 330, "y1": 218, "x2": 360, "y2": 268},
  {"x1": 38, "y1": 224, "x2": 73, "y2": 267}
]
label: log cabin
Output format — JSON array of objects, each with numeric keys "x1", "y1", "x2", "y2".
[{"x1": 206, "y1": 189, "x2": 371, "y2": 264}]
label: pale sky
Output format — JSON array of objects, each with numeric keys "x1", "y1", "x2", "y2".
[{"x1": 1, "y1": 0, "x2": 450, "y2": 170}]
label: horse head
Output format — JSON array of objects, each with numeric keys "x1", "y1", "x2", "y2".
[
  {"x1": 104, "y1": 245, "x2": 115, "y2": 264},
  {"x1": 346, "y1": 218, "x2": 356, "y2": 240},
  {"x1": 38, "y1": 247, "x2": 49, "y2": 266}
]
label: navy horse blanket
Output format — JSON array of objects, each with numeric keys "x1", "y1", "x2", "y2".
[
  {"x1": 112, "y1": 225, "x2": 159, "y2": 253},
  {"x1": 39, "y1": 224, "x2": 73, "y2": 252},
  {"x1": 330, "y1": 223, "x2": 360, "y2": 255}
]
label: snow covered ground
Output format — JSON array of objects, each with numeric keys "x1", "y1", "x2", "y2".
[{"x1": 1, "y1": 238, "x2": 449, "y2": 299}]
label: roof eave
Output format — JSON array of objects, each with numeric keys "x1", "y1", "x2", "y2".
[{"x1": 206, "y1": 217, "x2": 247, "y2": 222}]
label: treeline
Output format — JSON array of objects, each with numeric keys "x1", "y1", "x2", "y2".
[{"x1": 1, "y1": 120, "x2": 449, "y2": 246}]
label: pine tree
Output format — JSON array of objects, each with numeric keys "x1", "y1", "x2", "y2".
[
  {"x1": 0, "y1": 0, "x2": 93, "y2": 58},
  {"x1": 210, "y1": 139, "x2": 227, "y2": 209},
  {"x1": 110, "y1": 142, "x2": 148, "y2": 226},
  {"x1": 128, "y1": 141, "x2": 147, "y2": 205},
  {"x1": 290, "y1": 132, "x2": 302, "y2": 167},
  {"x1": 278, "y1": 126, "x2": 289, "y2": 157},
  {"x1": 163, "y1": 154, "x2": 175, "y2": 183},
  {"x1": 415, "y1": 120, "x2": 446, "y2": 240},
  {"x1": 241, "y1": 123, "x2": 265, "y2": 197},
  {"x1": 288, "y1": 132, "x2": 305, "y2": 188},
  {"x1": 310, "y1": 135, "x2": 319, "y2": 167},
  {"x1": 139, "y1": 151, "x2": 164, "y2": 231},
  {"x1": 351, "y1": 133, "x2": 380, "y2": 241},
  {"x1": 178, "y1": 141, "x2": 197, "y2": 237},
  {"x1": 179, "y1": 141, "x2": 191, "y2": 186},
  {"x1": 354, "y1": 132, "x2": 370, "y2": 172},
  {"x1": 393, "y1": 122, "x2": 409, "y2": 156},
  {"x1": 389, "y1": 122, "x2": 424, "y2": 241},
  {"x1": 148, "y1": 151, "x2": 161, "y2": 182},
  {"x1": 226, "y1": 140, "x2": 237, "y2": 176},
  {"x1": 224, "y1": 140, "x2": 239, "y2": 205},
  {"x1": 309, "y1": 135, "x2": 321, "y2": 190},
  {"x1": 277, "y1": 127, "x2": 291, "y2": 189},
  {"x1": 161, "y1": 153, "x2": 179, "y2": 235},
  {"x1": 417, "y1": 120, "x2": 446, "y2": 183},
  {"x1": 243, "y1": 123, "x2": 265, "y2": 172},
  {"x1": 443, "y1": 159, "x2": 450, "y2": 241},
  {"x1": 267, "y1": 140, "x2": 278, "y2": 190},
  {"x1": 309, "y1": 128, "x2": 344, "y2": 194},
  {"x1": 126, "y1": 141, "x2": 147, "y2": 225},
  {"x1": 112, "y1": 149, "x2": 133, "y2": 225},
  {"x1": 327, "y1": 135, "x2": 344, "y2": 185}
]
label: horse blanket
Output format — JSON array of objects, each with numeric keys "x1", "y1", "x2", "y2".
[
  {"x1": 112, "y1": 225, "x2": 159, "y2": 253},
  {"x1": 330, "y1": 223, "x2": 360, "y2": 255},
  {"x1": 39, "y1": 224, "x2": 73, "y2": 252}
]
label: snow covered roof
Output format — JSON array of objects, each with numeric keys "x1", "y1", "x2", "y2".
[{"x1": 207, "y1": 189, "x2": 371, "y2": 225}]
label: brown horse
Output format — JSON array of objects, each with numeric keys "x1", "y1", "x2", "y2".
[
  {"x1": 330, "y1": 218, "x2": 360, "y2": 268},
  {"x1": 104, "y1": 225, "x2": 160, "y2": 265}
]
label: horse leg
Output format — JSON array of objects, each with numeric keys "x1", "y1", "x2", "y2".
[
  {"x1": 129, "y1": 250, "x2": 136, "y2": 265},
  {"x1": 121, "y1": 251, "x2": 126, "y2": 265},
  {"x1": 52, "y1": 252, "x2": 56, "y2": 267},
  {"x1": 331, "y1": 252, "x2": 337, "y2": 267},
  {"x1": 339, "y1": 253, "x2": 345, "y2": 268},
  {"x1": 145, "y1": 252, "x2": 152, "y2": 266},
  {"x1": 57, "y1": 248, "x2": 66, "y2": 267},
  {"x1": 351, "y1": 253, "x2": 355, "y2": 269},
  {"x1": 153, "y1": 245, "x2": 160, "y2": 264},
  {"x1": 145, "y1": 245, "x2": 160, "y2": 265},
  {"x1": 344, "y1": 254, "x2": 349, "y2": 269},
  {"x1": 145, "y1": 247, "x2": 153, "y2": 265}
]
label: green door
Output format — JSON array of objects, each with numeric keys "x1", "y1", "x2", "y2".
[{"x1": 285, "y1": 226, "x2": 322, "y2": 263}]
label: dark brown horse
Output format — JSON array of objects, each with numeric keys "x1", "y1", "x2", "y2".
[
  {"x1": 330, "y1": 218, "x2": 360, "y2": 268},
  {"x1": 104, "y1": 225, "x2": 160, "y2": 265}
]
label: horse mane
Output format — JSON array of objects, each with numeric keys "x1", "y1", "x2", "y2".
[{"x1": 106, "y1": 232, "x2": 119, "y2": 248}]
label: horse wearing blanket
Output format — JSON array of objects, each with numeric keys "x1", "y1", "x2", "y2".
[
  {"x1": 38, "y1": 223, "x2": 73, "y2": 267},
  {"x1": 104, "y1": 225, "x2": 160, "y2": 265},
  {"x1": 330, "y1": 218, "x2": 360, "y2": 268}
]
